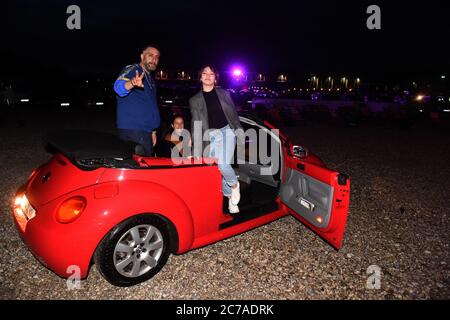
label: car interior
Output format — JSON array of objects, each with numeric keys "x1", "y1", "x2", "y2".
[
  {"x1": 45, "y1": 121, "x2": 336, "y2": 233},
  {"x1": 219, "y1": 116, "x2": 283, "y2": 228},
  {"x1": 154, "y1": 112, "x2": 284, "y2": 227}
]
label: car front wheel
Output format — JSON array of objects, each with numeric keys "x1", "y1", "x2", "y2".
[{"x1": 94, "y1": 214, "x2": 170, "y2": 287}]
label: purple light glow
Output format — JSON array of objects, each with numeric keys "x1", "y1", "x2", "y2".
[{"x1": 232, "y1": 69, "x2": 242, "y2": 77}]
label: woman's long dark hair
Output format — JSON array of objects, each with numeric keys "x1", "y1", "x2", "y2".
[
  {"x1": 166, "y1": 114, "x2": 184, "y2": 135},
  {"x1": 198, "y1": 65, "x2": 219, "y2": 84}
]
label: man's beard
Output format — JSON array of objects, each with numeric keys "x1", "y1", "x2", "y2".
[{"x1": 145, "y1": 62, "x2": 157, "y2": 72}]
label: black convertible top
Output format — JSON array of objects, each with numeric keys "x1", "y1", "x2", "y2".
[{"x1": 45, "y1": 130, "x2": 135, "y2": 161}]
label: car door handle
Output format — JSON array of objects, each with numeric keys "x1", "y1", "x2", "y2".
[
  {"x1": 297, "y1": 163, "x2": 305, "y2": 171},
  {"x1": 297, "y1": 196, "x2": 315, "y2": 212}
]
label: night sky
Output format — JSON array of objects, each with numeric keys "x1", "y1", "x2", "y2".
[{"x1": 2, "y1": 0, "x2": 449, "y2": 83}]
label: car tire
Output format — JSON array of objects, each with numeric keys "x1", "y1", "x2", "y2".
[{"x1": 94, "y1": 214, "x2": 170, "y2": 287}]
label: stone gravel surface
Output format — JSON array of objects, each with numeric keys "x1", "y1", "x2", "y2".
[{"x1": 0, "y1": 114, "x2": 449, "y2": 299}]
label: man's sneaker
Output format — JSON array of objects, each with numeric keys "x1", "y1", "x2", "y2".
[
  {"x1": 230, "y1": 182, "x2": 240, "y2": 206},
  {"x1": 228, "y1": 198, "x2": 240, "y2": 214}
]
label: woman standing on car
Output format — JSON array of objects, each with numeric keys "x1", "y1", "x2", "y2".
[{"x1": 189, "y1": 65, "x2": 244, "y2": 214}]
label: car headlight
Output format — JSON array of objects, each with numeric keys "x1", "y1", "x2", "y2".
[{"x1": 13, "y1": 194, "x2": 36, "y2": 232}]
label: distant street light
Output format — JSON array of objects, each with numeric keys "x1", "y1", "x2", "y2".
[
  {"x1": 277, "y1": 74, "x2": 287, "y2": 82},
  {"x1": 256, "y1": 73, "x2": 265, "y2": 82}
]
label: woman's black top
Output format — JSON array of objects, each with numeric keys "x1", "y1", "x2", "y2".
[{"x1": 202, "y1": 88, "x2": 228, "y2": 129}]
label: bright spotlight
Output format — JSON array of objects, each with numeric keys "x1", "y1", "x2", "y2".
[{"x1": 232, "y1": 69, "x2": 242, "y2": 77}]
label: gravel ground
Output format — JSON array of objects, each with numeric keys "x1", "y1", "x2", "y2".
[{"x1": 0, "y1": 112, "x2": 449, "y2": 300}]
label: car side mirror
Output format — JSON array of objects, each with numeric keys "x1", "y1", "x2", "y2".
[{"x1": 292, "y1": 145, "x2": 308, "y2": 158}]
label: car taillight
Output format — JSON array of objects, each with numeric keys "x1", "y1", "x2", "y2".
[{"x1": 56, "y1": 196, "x2": 86, "y2": 223}]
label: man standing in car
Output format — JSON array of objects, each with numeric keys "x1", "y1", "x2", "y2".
[{"x1": 114, "y1": 45, "x2": 161, "y2": 156}]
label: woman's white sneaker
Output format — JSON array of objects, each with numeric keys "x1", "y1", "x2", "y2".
[
  {"x1": 230, "y1": 182, "x2": 240, "y2": 206},
  {"x1": 228, "y1": 198, "x2": 240, "y2": 214}
]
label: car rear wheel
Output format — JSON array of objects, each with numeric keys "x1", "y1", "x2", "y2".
[{"x1": 94, "y1": 214, "x2": 170, "y2": 287}]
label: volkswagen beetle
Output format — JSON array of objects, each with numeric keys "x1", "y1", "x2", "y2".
[{"x1": 12, "y1": 115, "x2": 350, "y2": 287}]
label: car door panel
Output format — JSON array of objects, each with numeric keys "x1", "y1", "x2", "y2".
[
  {"x1": 280, "y1": 168, "x2": 334, "y2": 229},
  {"x1": 281, "y1": 157, "x2": 350, "y2": 249}
]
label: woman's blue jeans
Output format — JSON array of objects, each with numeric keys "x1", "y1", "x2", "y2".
[{"x1": 209, "y1": 125, "x2": 238, "y2": 197}]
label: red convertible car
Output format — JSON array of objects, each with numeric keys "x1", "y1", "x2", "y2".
[{"x1": 12, "y1": 115, "x2": 350, "y2": 286}]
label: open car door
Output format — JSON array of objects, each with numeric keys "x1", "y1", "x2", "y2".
[{"x1": 280, "y1": 156, "x2": 350, "y2": 249}]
